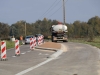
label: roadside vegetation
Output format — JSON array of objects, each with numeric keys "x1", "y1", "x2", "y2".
[
  {"x1": 0, "y1": 16, "x2": 100, "y2": 49},
  {"x1": 69, "y1": 36, "x2": 100, "y2": 49},
  {"x1": 6, "y1": 41, "x2": 15, "y2": 49},
  {"x1": 0, "y1": 40, "x2": 22, "y2": 51}
]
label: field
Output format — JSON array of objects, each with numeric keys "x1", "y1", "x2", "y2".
[
  {"x1": 0, "y1": 40, "x2": 22, "y2": 51},
  {"x1": 69, "y1": 37, "x2": 100, "y2": 49}
]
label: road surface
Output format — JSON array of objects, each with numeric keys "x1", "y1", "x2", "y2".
[{"x1": 0, "y1": 42, "x2": 100, "y2": 75}]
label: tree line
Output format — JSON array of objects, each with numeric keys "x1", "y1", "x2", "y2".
[{"x1": 0, "y1": 16, "x2": 100, "y2": 41}]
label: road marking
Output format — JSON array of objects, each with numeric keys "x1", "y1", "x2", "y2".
[
  {"x1": 39, "y1": 53, "x2": 42, "y2": 55},
  {"x1": 15, "y1": 58, "x2": 54, "y2": 75},
  {"x1": 21, "y1": 52, "x2": 26, "y2": 54},
  {"x1": 45, "y1": 54, "x2": 49, "y2": 55},
  {"x1": 27, "y1": 51, "x2": 31, "y2": 52},
  {"x1": 12, "y1": 56, "x2": 16, "y2": 57},
  {"x1": 39, "y1": 53, "x2": 49, "y2": 56}
]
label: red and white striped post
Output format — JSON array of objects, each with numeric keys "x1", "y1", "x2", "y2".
[
  {"x1": 33, "y1": 37, "x2": 36, "y2": 46},
  {"x1": 30, "y1": 38, "x2": 34, "y2": 50},
  {"x1": 38, "y1": 37, "x2": 40, "y2": 45},
  {"x1": 42, "y1": 36, "x2": 43, "y2": 43},
  {"x1": 39, "y1": 36, "x2": 41, "y2": 44},
  {"x1": 41, "y1": 35, "x2": 44, "y2": 43},
  {"x1": 40, "y1": 35, "x2": 44, "y2": 44},
  {"x1": 40, "y1": 35, "x2": 43, "y2": 44},
  {"x1": 15, "y1": 39, "x2": 20, "y2": 56},
  {"x1": 1, "y1": 41, "x2": 7, "y2": 61}
]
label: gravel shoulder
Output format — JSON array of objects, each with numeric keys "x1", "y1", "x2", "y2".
[{"x1": 38, "y1": 42, "x2": 61, "y2": 49}]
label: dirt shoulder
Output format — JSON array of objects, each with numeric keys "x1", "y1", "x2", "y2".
[{"x1": 39, "y1": 42, "x2": 61, "y2": 49}]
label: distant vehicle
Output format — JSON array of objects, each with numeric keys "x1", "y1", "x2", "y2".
[
  {"x1": 35, "y1": 34, "x2": 44, "y2": 42},
  {"x1": 25, "y1": 35, "x2": 35, "y2": 44},
  {"x1": 35, "y1": 34, "x2": 42, "y2": 37},
  {"x1": 50, "y1": 24, "x2": 68, "y2": 42}
]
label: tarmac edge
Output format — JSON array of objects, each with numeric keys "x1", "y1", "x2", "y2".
[{"x1": 49, "y1": 44, "x2": 66, "y2": 58}]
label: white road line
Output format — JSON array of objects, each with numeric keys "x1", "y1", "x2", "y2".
[
  {"x1": 27, "y1": 51, "x2": 30, "y2": 52},
  {"x1": 12, "y1": 56, "x2": 16, "y2": 57},
  {"x1": 45, "y1": 54, "x2": 49, "y2": 55},
  {"x1": 21, "y1": 52, "x2": 26, "y2": 54},
  {"x1": 39, "y1": 53, "x2": 42, "y2": 55},
  {"x1": 15, "y1": 58, "x2": 54, "y2": 75}
]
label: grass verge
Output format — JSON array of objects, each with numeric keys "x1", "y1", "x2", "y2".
[
  {"x1": 69, "y1": 37, "x2": 100, "y2": 49},
  {"x1": 0, "y1": 40, "x2": 22, "y2": 51},
  {"x1": 6, "y1": 41, "x2": 15, "y2": 49}
]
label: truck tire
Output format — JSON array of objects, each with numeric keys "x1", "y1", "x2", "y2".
[
  {"x1": 63, "y1": 40, "x2": 68, "y2": 42},
  {"x1": 55, "y1": 40, "x2": 57, "y2": 42},
  {"x1": 51, "y1": 35, "x2": 54, "y2": 42}
]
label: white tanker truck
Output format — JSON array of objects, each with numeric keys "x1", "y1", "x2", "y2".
[{"x1": 51, "y1": 24, "x2": 68, "y2": 42}]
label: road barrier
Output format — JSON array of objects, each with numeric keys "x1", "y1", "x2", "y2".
[
  {"x1": 15, "y1": 40, "x2": 20, "y2": 56},
  {"x1": 38, "y1": 36, "x2": 40, "y2": 45},
  {"x1": 1, "y1": 41, "x2": 7, "y2": 61},
  {"x1": 37, "y1": 35, "x2": 44, "y2": 45},
  {"x1": 30, "y1": 38, "x2": 34, "y2": 50},
  {"x1": 40, "y1": 36, "x2": 42, "y2": 44},
  {"x1": 0, "y1": 35, "x2": 44, "y2": 59},
  {"x1": 41, "y1": 35, "x2": 44, "y2": 43},
  {"x1": 33, "y1": 37, "x2": 36, "y2": 46}
]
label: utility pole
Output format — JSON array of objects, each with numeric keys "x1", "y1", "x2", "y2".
[
  {"x1": 25, "y1": 22, "x2": 26, "y2": 36},
  {"x1": 63, "y1": 0, "x2": 66, "y2": 25},
  {"x1": 12, "y1": 26, "x2": 14, "y2": 38}
]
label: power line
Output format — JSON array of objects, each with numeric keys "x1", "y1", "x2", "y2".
[
  {"x1": 39, "y1": 0, "x2": 58, "y2": 19},
  {"x1": 48, "y1": 5, "x2": 62, "y2": 18},
  {"x1": 39, "y1": 0, "x2": 61, "y2": 19},
  {"x1": 48, "y1": 0, "x2": 68, "y2": 20}
]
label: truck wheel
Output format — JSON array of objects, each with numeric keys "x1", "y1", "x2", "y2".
[
  {"x1": 52, "y1": 39, "x2": 54, "y2": 42},
  {"x1": 51, "y1": 36, "x2": 54, "y2": 42},
  {"x1": 55, "y1": 41, "x2": 57, "y2": 42},
  {"x1": 63, "y1": 40, "x2": 68, "y2": 42},
  {"x1": 52, "y1": 38, "x2": 54, "y2": 42}
]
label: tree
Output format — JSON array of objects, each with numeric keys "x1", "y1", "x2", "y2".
[
  {"x1": 80, "y1": 22, "x2": 89, "y2": 38},
  {"x1": 88, "y1": 26, "x2": 94, "y2": 41},
  {"x1": 88, "y1": 16, "x2": 100, "y2": 36},
  {"x1": 0, "y1": 22, "x2": 10, "y2": 39},
  {"x1": 73, "y1": 21, "x2": 81, "y2": 38}
]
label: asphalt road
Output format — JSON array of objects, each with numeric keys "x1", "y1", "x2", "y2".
[
  {"x1": 29, "y1": 42, "x2": 100, "y2": 75},
  {"x1": 0, "y1": 44, "x2": 54, "y2": 75},
  {"x1": 0, "y1": 42, "x2": 100, "y2": 75}
]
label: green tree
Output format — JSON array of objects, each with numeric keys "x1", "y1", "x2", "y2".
[
  {"x1": 0, "y1": 22, "x2": 10, "y2": 39},
  {"x1": 88, "y1": 16, "x2": 100, "y2": 36},
  {"x1": 80, "y1": 22, "x2": 89, "y2": 38},
  {"x1": 73, "y1": 21, "x2": 81, "y2": 38},
  {"x1": 88, "y1": 26, "x2": 94, "y2": 41}
]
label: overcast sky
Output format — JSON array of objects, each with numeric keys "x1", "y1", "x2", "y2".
[{"x1": 0, "y1": 0, "x2": 100, "y2": 25}]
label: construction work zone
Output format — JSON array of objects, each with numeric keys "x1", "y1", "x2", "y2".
[
  {"x1": 0, "y1": 36, "x2": 65, "y2": 62},
  {"x1": 0, "y1": 36, "x2": 44, "y2": 61}
]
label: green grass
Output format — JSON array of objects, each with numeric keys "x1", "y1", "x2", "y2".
[
  {"x1": 69, "y1": 37, "x2": 100, "y2": 49},
  {"x1": 6, "y1": 41, "x2": 15, "y2": 49},
  {"x1": 0, "y1": 40, "x2": 22, "y2": 51}
]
